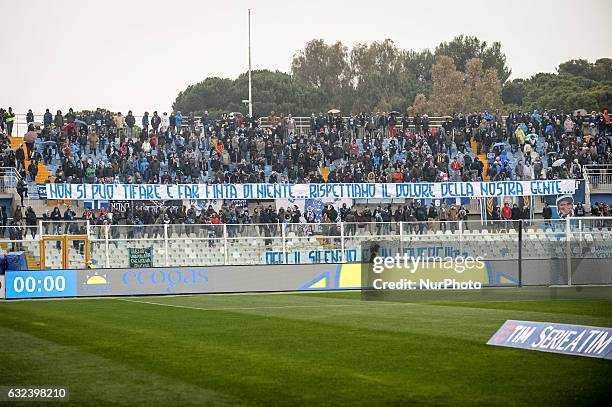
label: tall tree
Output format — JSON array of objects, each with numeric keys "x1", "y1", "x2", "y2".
[
  {"x1": 350, "y1": 39, "x2": 404, "y2": 112},
  {"x1": 558, "y1": 58, "x2": 612, "y2": 82},
  {"x1": 291, "y1": 40, "x2": 352, "y2": 109},
  {"x1": 518, "y1": 73, "x2": 612, "y2": 113},
  {"x1": 427, "y1": 55, "x2": 467, "y2": 115},
  {"x1": 174, "y1": 37, "x2": 612, "y2": 118},
  {"x1": 591, "y1": 58, "x2": 612, "y2": 82},
  {"x1": 557, "y1": 59, "x2": 593, "y2": 79},
  {"x1": 502, "y1": 79, "x2": 526, "y2": 106},
  {"x1": 173, "y1": 70, "x2": 325, "y2": 118},
  {"x1": 401, "y1": 49, "x2": 435, "y2": 82},
  {"x1": 425, "y1": 56, "x2": 502, "y2": 115},
  {"x1": 174, "y1": 77, "x2": 236, "y2": 116},
  {"x1": 435, "y1": 35, "x2": 511, "y2": 83},
  {"x1": 410, "y1": 93, "x2": 429, "y2": 115},
  {"x1": 464, "y1": 58, "x2": 503, "y2": 112}
]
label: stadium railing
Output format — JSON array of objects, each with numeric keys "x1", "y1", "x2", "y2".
[
  {"x1": 2, "y1": 216, "x2": 610, "y2": 270},
  {"x1": 584, "y1": 164, "x2": 612, "y2": 191},
  {"x1": 0, "y1": 167, "x2": 22, "y2": 192},
  {"x1": 9, "y1": 113, "x2": 460, "y2": 137}
]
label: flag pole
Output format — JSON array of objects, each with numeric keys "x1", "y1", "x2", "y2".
[{"x1": 248, "y1": 9, "x2": 253, "y2": 117}]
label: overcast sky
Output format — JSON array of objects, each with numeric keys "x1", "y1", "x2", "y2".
[{"x1": 1, "y1": 0, "x2": 611, "y2": 116}]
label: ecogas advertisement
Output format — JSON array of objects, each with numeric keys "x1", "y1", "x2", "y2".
[{"x1": 3, "y1": 264, "x2": 364, "y2": 299}]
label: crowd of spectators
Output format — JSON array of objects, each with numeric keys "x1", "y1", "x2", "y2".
[
  {"x1": 1, "y1": 106, "x2": 612, "y2": 240},
  {"x1": 3, "y1": 196, "x2": 612, "y2": 244},
  {"x1": 1, "y1": 106, "x2": 611, "y2": 188},
  {"x1": 504, "y1": 109, "x2": 612, "y2": 181}
]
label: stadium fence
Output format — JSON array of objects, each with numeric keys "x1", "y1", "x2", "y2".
[{"x1": 1, "y1": 217, "x2": 611, "y2": 287}]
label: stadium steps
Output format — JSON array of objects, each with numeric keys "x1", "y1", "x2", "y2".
[
  {"x1": 9, "y1": 136, "x2": 54, "y2": 183},
  {"x1": 0, "y1": 242, "x2": 40, "y2": 269},
  {"x1": 536, "y1": 135, "x2": 549, "y2": 170},
  {"x1": 470, "y1": 139, "x2": 489, "y2": 180},
  {"x1": 25, "y1": 251, "x2": 41, "y2": 269}
]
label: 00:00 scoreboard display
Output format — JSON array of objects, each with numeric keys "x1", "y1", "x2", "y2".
[{"x1": 5, "y1": 270, "x2": 78, "y2": 299}]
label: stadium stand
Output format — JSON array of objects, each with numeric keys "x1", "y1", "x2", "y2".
[
  {"x1": 1, "y1": 107, "x2": 612, "y2": 269},
  {"x1": 2, "y1": 108, "x2": 609, "y2": 188}
]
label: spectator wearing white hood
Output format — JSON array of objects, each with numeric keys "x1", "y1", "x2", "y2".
[
  {"x1": 142, "y1": 138, "x2": 152, "y2": 154},
  {"x1": 524, "y1": 160, "x2": 534, "y2": 180},
  {"x1": 161, "y1": 112, "x2": 170, "y2": 132},
  {"x1": 563, "y1": 116, "x2": 575, "y2": 134}
]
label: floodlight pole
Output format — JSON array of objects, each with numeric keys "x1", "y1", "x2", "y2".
[{"x1": 248, "y1": 9, "x2": 253, "y2": 117}]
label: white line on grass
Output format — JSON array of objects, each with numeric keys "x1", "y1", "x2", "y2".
[
  {"x1": 0, "y1": 294, "x2": 195, "y2": 303},
  {"x1": 0, "y1": 290, "x2": 358, "y2": 303},
  {"x1": 116, "y1": 298, "x2": 402, "y2": 312}
]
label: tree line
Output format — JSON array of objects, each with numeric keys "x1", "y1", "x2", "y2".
[{"x1": 173, "y1": 35, "x2": 611, "y2": 117}]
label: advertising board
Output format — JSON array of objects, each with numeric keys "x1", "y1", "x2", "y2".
[
  {"x1": 4, "y1": 270, "x2": 78, "y2": 299},
  {"x1": 488, "y1": 320, "x2": 612, "y2": 359},
  {"x1": 75, "y1": 264, "x2": 360, "y2": 297}
]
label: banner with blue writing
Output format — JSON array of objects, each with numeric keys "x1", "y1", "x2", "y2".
[
  {"x1": 262, "y1": 249, "x2": 361, "y2": 265},
  {"x1": 45, "y1": 180, "x2": 577, "y2": 201}
]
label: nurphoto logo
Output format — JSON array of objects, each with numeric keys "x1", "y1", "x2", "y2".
[{"x1": 370, "y1": 254, "x2": 486, "y2": 290}]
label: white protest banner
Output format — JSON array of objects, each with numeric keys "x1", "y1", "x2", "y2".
[{"x1": 45, "y1": 180, "x2": 577, "y2": 201}]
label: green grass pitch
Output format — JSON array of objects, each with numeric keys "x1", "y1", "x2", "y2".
[{"x1": 1, "y1": 292, "x2": 611, "y2": 406}]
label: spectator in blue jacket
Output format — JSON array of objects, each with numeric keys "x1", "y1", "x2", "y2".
[{"x1": 175, "y1": 111, "x2": 183, "y2": 132}]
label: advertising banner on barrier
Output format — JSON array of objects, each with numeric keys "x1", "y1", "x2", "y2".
[
  {"x1": 4, "y1": 270, "x2": 78, "y2": 299},
  {"x1": 75, "y1": 264, "x2": 363, "y2": 296},
  {"x1": 45, "y1": 180, "x2": 577, "y2": 201},
  {"x1": 0, "y1": 275, "x2": 5, "y2": 299},
  {"x1": 262, "y1": 249, "x2": 361, "y2": 265},
  {"x1": 4, "y1": 260, "x2": 519, "y2": 299},
  {"x1": 488, "y1": 320, "x2": 612, "y2": 359},
  {"x1": 4, "y1": 261, "x2": 610, "y2": 300}
]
